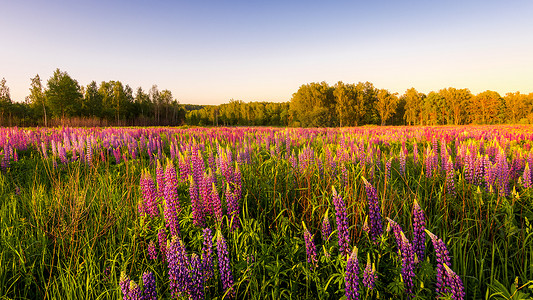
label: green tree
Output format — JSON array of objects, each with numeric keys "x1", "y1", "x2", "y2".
[
  {"x1": 28, "y1": 74, "x2": 48, "y2": 126},
  {"x1": 45, "y1": 69, "x2": 82, "y2": 122},
  {"x1": 402, "y1": 88, "x2": 424, "y2": 125},
  {"x1": 439, "y1": 87, "x2": 472, "y2": 125},
  {"x1": 289, "y1": 82, "x2": 335, "y2": 127},
  {"x1": 469, "y1": 90, "x2": 503, "y2": 124},
  {"x1": 333, "y1": 81, "x2": 356, "y2": 127},
  {"x1": 375, "y1": 89, "x2": 398, "y2": 126},
  {"x1": 354, "y1": 82, "x2": 378, "y2": 125},
  {"x1": 83, "y1": 81, "x2": 103, "y2": 118},
  {"x1": 0, "y1": 77, "x2": 12, "y2": 126},
  {"x1": 504, "y1": 92, "x2": 531, "y2": 123}
]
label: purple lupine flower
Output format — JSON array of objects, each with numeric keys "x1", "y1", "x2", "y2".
[
  {"x1": 158, "y1": 229, "x2": 167, "y2": 262},
  {"x1": 399, "y1": 232, "x2": 415, "y2": 297},
  {"x1": 521, "y1": 163, "x2": 532, "y2": 189},
  {"x1": 445, "y1": 156, "x2": 456, "y2": 197},
  {"x1": 216, "y1": 231, "x2": 234, "y2": 298},
  {"x1": 385, "y1": 157, "x2": 392, "y2": 180},
  {"x1": 164, "y1": 161, "x2": 181, "y2": 236},
  {"x1": 345, "y1": 247, "x2": 359, "y2": 300},
  {"x1": 362, "y1": 255, "x2": 377, "y2": 290},
  {"x1": 128, "y1": 281, "x2": 142, "y2": 300},
  {"x1": 386, "y1": 217, "x2": 404, "y2": 250},
  {"x1": 202, "y1": 228, "x2": 214, "y2": 281},
  {"x1": 362, "y1": 177, "x2": 383, "y2": 241},
  {"x1": 119, "y1": 271, "x2": 131, "y2": 300},
  {"x1": 147, "y1": 240, "x2": 157, "y2": 260},
  {"x1": 426, "y1": 230, "x2": 451, "y2": 296},
  {"x1": 321, "y1": 212, "x2": 332, "y2": 243},
  {"x1": 443, "y1": 264, "x2": 465, "y2": 300},
  {"x1": 167, "y1": 236, "x2": 190, "y2": 298},
  {"x1": 156, "y1": 160, "x2": 165, "y2": 200},
  {"x1": 190, "y1": 177, "x2": 205, "y2": 227},
  {"x1": 189, "y1": 254, "x2": 205, "y2": 300},
  {"x1": 211, "y1": 183, "x2": 223, "y2": 225},
  {"x1": 332, "y1": 186, "x2": 351, "y2": 257},
  {"x1": 225, "y1": 183, "x2": 241, "y2": 231},
  {"x1": 303, "y1": 222, "x2": 318, "y2": 269},
  {"x1": 140, "y1": 171, "x2": 159, "y2": 218},
  {"x1": 142, "y1": 271, "x2": 157, "y2": 300},
  {"x1": 412, "y1": 200, "x2": 426, "y2": 262}
]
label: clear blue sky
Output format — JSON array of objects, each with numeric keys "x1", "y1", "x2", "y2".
[{"x1": 2, "y1": 0, "x2": 532, "y2": 104}]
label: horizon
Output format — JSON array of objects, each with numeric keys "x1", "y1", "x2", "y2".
[{"x1": 2, "y1": 0, "x2": 533, "y2": 105}]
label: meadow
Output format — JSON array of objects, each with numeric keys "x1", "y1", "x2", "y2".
[{"x1": 1, "y1": 125, "x2": 532, "y2": 299}]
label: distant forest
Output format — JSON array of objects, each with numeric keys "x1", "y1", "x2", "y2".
[{"x1": 1, "y1": 69, "x2": 532, "y2": 127}]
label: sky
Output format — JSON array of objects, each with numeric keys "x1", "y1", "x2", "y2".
[{"x1": 1, "y1": 0, "x2": 532, "y2": 105}]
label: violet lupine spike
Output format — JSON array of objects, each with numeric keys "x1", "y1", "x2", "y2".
[
  {"x1": 386, "y1": 217, "x2": 404, "y2": 250},
  {"x1": 216, "y1": 231, "x2": 234, "y2": 298},
  {"x1": 399, "y1": 232, "x2": 415, "y2": 298},
  {"x1": 385, "y1": 157, "x2": 392, "y2": 180},
  {"x1": 140, "y1": 171, "x2": 159, "y2": 218},
  {"x1": 345, "y1": 247, "x2": 360, "y2": 300},
  {"x1": 189, "y1": 177, "x2": 205, "y2": 227},
  {"x1": 156, "y1": 160, "x2": 165, "y2": 200},
  {"x1": 166, "y1": 236, "x2": 191, "y2": 298},
  {"x1": 321, "y1": 212, "x2": 332, "y2": 243},
  {"x1": 412, "y1": 200, "x2": 426, "y2": 262},
  {"x1": 164, "y1": 161, "x2": 181, "y2": 236},
  {"x1": 200, "y1": 171, "x2": 213, "y2": 216},
  {"x1": 443, "y1": 264, "x2": 466, "y2": 300},
  {"x1": 142, "y1": 271, "x2": 157, "y2": 300},
  {"x1": 202, "y1": 228, "x2": 215, "y2": 281},
  {"x1": 226, "y1": 183, "x2": 241, "y2": 231},
  {"x1": 362, "y1": 254, "x2": 377, "y2": 290},
  {"x1": 362, "y1": 177, "x2": 383, "y2": 241},
  {"x1": 158, "y1": 229, "x2": 167, "y2": 262},
  {"x1": 332, "y1": 186, "x2": 351, "y2": 257},
  {"x1": 147, "y1": 240, "x2": 157, "y2": 260},
  {"x1": 128, "y1": 280, "x2": 142, "y2": 300},
  {"x1": 189, "y1": 254, "x2": 205, "y2": 300},
  {"x1": 211, "y1": 182, "x2": 223, "y2": 225},
  {"x1": 119, "y1": 271, "x2": 131, "y2": 300},
  {"x1": 426, "y1": 230, "x2": 451, "y2": 297},
  {"x1": 303, "y1": 222, "x2": 318, "y2": 269}
]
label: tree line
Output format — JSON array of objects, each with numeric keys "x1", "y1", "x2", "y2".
[
  {"x1": 0, "y1": 69, "x2": 186, "y2": 127},
  {"x1": 1, "y1": 72, "x2": 532, "y2": 127},
  {"x1": 186, "y1": 81, "x2": 533, "y2": 127}
]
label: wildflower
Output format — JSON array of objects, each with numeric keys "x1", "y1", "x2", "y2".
[
  {"x1": 321, "y1": 212, "x2": 332, "y2": 243},
  {"x1": 147, "y1": 240, "x2": 157, "y2": 260},
  {"x1": 167, "y1": 236, "x2": 190, "y2": 298},
  {"x1": 119, "y1": 271, "x2": 131, "y2": 300},
  {"x1": 522, "y1": 163, "x2": 532, "y2": 189},
  {"x1": 140, "y1": 171, "x2": 158, "y2": 218},
  {"x1": 189, "y1": 254, "x2": 205, "y2": 300},
  {"x1": 362, "y1": 254, "x2": 377, "y2": 290},
  {"x1": 345, "y1": 247, "x2": 359, "y2": 300},
  {"x1": 202, "y1": 228, "x2": 214, "y2": 280},
  {"x1": 164, "y1": 161, "x2": 181, "y2": 236},
  {"x1": 362, "y1": 177, "x2": 383, "y2": 241},
  {"x1": 142, "y1": 271, "x2": 157, "y2": 300},
  {"x1": 426, "y1": 230, "x2": 451, "y2": 296},
  {"x1": 303, "y1": 222, "x2": 318, "y2": 269},
  {"x1": 443, "y1": 264, "x2": 465, "y2": 300},
  {"x1": 412, "y1": 200, "x2": 426, "y2": 262},
  {"x1": 190, "y1": 177, "x2": 205, "y2": 227},
  {"x1": 128, "y1": 280, "x2": 142, "y2": 300},
  {"x1": 216, "y1": 231, "x2": 234, "y2": 298},
  {"x1": 332, "y1": 186, "x2": 351, "y2": 257},
  {"x1": 400, "y1": 232, "x2": 415, "y2": 297}
]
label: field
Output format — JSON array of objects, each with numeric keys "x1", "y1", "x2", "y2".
[{"x1": 1, "y1": 125, "x2": 533, "y2": 299}]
